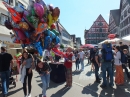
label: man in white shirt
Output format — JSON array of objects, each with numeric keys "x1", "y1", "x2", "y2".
[{"x1": 78, "y1": 49, "x2": 85, "y2": 71}]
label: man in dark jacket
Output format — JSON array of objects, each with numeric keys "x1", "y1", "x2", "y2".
[{"x1": 0, "y1": 47, "x2": 13, "y2": 97}]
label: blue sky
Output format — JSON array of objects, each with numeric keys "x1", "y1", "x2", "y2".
[{"x1": 45, "y1": 0, "x2": 120, "y2": 44}]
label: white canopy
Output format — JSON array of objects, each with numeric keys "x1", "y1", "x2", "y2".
[{"x1": 98, "y1": 38, "x2": 130, "y2": 48}]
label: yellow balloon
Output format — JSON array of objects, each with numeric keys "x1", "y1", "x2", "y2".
[
  {"x1": 19, "y1": 22, "x2": 29, "y2": 30},
  {"x1": 47, "y1": 12, "x2": 55, "y2": 27}
]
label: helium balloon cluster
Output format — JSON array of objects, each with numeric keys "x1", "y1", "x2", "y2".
[{"x1": 3, "y1": 0, "x2": 61, "y2": 56}]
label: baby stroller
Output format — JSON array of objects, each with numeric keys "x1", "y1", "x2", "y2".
[{"x1": 0, "y1": 69, "x2": 16, "y2": 91}]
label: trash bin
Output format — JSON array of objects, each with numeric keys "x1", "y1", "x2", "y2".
[{"x1": 49, "y1": 63, "x2": 66, "y2": 83}]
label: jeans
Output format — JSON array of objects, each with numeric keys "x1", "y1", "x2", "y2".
[
  {"x1": 23, "y1": 68, "x2": 33, "y2": 96},
  {"x1": 0, "y1": 70, "x2": 10, "y2": 95},
  {"x1": 93, "y1": 63, "x2": 99, "y2": 80},
  {"x1": 75, "y1": 60, "x2": 79, "y2": 70},
  {"x1": 88, "y1": 57, "x2": 90, "y2": 64},
  {"x1": 80, "y1": 59, "x2": 84, "y2": 70},
  {"x1": 101, "y1": 62, "x2": 113, "y2": 86},
  {"x1": 41, "y1": 72, "x2": 50, "y2": 96},
  {"x1": 122, "y1": 64, "x2": 130, "y2": 78}
]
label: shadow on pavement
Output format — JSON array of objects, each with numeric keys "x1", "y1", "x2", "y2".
[
  {"x1": 37, "y1": 80, "x2": 65, "y2": 89},
  {"x1": 72, "y1": 71, "x2": 81, "y2": 76},
  {"x1": 0, "y1": 87, "x2": 23, "y2": 97},
  {"x1": 86, "y1": 71, "x2": 94, "y2": 76},
  {"x1": 50, "y1": 87, "x2": 70, "y2": 97},
  {"x1": 82, "y1": 82, "x2": 99, "y2": 97}
]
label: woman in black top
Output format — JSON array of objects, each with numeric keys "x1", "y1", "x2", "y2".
[{"x1": 36, "y1": 60, "x2": 51, "y2": 97}]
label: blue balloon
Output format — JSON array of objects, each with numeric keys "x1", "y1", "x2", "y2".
[
  {"x1": 45, "y1": 29, "x2": 56, "y2": 39},
  {"x1": 43, "y1": 36, "x2": 52, "y2": 50},
  {"x1": 34, "y1": 42, "x2": 43, "y2": 56},
  {"x1": 25, "y1": 31, "x2": 30, "y2": 38},
  {"x1": 55, "y1": 36, "x2": 60, "y2": 45}
]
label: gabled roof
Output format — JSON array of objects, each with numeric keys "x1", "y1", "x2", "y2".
[{"x1": 110, "y1": 9, "x2": 120, "y2": 26}]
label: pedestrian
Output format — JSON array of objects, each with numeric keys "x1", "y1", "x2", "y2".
[
  {"x1": 0, "y1": 47, "x2": 13, "y2": 97},
  {"x1": 114, "y1": 46, "x2": 124, "y2": 85},
  {"x1": 36, "y1": 60, "x2": 51, "y2": 97},
  {"x1": 94, "y1": 48, "x2": 101, "y2": 83},
  {"x1": 64, "y1": 47, "x2": 75, "y2": 88},
  {"x1": 21, "y1": 51, "x2": 35, "y2": 97},
  {"x1": 78, "y1": 48, "x2": 85, "y2": 71},
  {"x1": 122, "y1": 49, "x2": 130, "y2": 79},
  {"x1": 86, "y1": 48, "x2": 90, "y2": 65},
  {"x1": 75, "y1": 51, "x2": 79, "y2": 71},
  {"x1": 90, "y1": 48, "x2": 95, "y2": 71},
  {"x1": 99, "y1": 42, "x2": 114, "y2": 88}
]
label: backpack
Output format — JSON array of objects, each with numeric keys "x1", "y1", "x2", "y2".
[
  {"x1": 102, "y1": 43, "x2": 113, "y2": 62},
  {"x1": 120, "y1": 51, "x2": 127, "y2": 63}
]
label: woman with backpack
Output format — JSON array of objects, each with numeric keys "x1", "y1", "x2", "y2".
[
  {"x1": 36, "y1": 60, "x2": 51, "y2": 97},
  {"x1": 114, "y1": 46, "x2": 124, "y2": 85}
]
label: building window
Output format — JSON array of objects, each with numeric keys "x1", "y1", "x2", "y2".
[
  {"x1": 16, "y1": 1, "x2": 26, "y2": 9},
  {"x1": 3, "y1": 0, "x2": 9, "y2": 3},
  {"x1": 99, "y1": 28, "x2": 102, "y2": 32},
  {"x1": 0, "y1": 14, "x2": 8, "y2": 25},
  {"x1": 124, "y1": 10, "x2": 127, "y2": 17},
  {"x1": 98, "y1": 22, "x2": 103, "y2": 26}
]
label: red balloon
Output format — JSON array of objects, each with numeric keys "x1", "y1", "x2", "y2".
[
  {"x1": 108, "y1": 34, "x2": 116, "y2": 39},
  {"x1": 51, "y1": 23, "x2": 56, "y2": 29}
]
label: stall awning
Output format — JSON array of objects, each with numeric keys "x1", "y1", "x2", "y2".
[{"x1": 122, "y1": 35, "x2": 130, "y2": 41}]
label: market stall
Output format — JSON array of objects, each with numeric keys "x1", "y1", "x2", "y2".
[
  {"x1": 49, "y1": 62, "x2": 66, "y2": 83},
  {"x1": 98, "y1": 38, "x2": 130, "y2": 47}
]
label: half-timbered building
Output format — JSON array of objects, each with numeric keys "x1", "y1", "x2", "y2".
[
  {"x1": 120, "y1": 0, "x2": 130, "y2": 38},
  {"x1": 84, "y1": 15, "x2": 109, "y2": 44},
  {"x1": 109, "y1": 9, "x2": 120, "y2": 35}
]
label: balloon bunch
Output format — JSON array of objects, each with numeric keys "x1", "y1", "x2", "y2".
[{"x1": 3, "y1": 0, "x2": 61, "y2": 56}]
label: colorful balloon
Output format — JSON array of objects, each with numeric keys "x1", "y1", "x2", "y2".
[
  {"x1": 34, "y1": 3, "x2": 44, "y2": 19},
  {"x1": 19, "y1": 22, "x2": 29, "y2": 30},
  {"x1": 13, "y1": 28, "x2": 26, "y2": 40},
  {"x1": 34, "y1": 42, "x2": 43, "y2": 56},
  {"x1": 48, "y1": 4, "x2": 54, "y2": 12},
  {"x1": 45, "y1": 29, "x2": 56, "y2": 39},
  {"x1": 52, "y1": 7, "x2": 60, "y2": 18},
  {"x1": 3, "y1": 2, "x2": 22, "y2": 23},
  {"x1": 43, "y1": 36, "x2": 52, "y2": 50},
  {"x1": 51, "y1": 29, "x2": 59, "y2": 36},
  {"x1": 35, "y1": 23, "x2": 48, "y2": 36}
]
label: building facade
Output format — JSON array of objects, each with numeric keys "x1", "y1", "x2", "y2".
[
  {"x1": 70, "y1": 34, "x2": 76, "y2": 48},
  {"x1": 76, "y1": 37, "x2": 81, "y2": 48},
  {"x1": 109, "y1": 9, "x2": 120, "y2": 35},
  {"x1": 84, "y1": 29, "x2": 89, "y2": 44},
  {"x1": 119, "y1": 0, "x2": 130, "y2": 38},
  {"x1": 57, "y1": 22, "x2": 72, "y2": 49},
  {"x1": 0, "y1": 0, "x2": 29, "y2": 43},
  {"x1": 85, "y1": 15, "x2": 109, "y2": 44}
]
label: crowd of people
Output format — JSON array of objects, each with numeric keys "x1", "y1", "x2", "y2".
[
  {"x1": 0, "y1": 41, "x2": 130, "y2": 97},
  {"x1": 81, "y1": 42, "x2": 130, "y2": 88}
]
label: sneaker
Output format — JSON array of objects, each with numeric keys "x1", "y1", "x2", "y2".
[
  {"x1": 3, "y1": 94, "x2": 7, "y2": 97},
  {"x1": 100, "y1": 85, "x2": 107, "y2": 88},
  {"x1": 28, "y1": 94, "x2": 31, "y2": 97},
  {"x1": 95, "y1": 80, "x2": 101, "y2": 83}
]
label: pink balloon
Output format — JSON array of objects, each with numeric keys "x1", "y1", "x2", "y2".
[
  {"x1": 13, "y1": 28, "x2": 26, "y2": 40},
  {"x1": 34, "y1": 3, "x2": 44, "y2": 19}
]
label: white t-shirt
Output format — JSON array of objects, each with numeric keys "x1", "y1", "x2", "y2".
[
  {"x1": 72, "y1": 55, "x2": 75, "y2": 61},
  {"x1": 79, "y1": 51, "x2": 85, "y2": 59}
]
